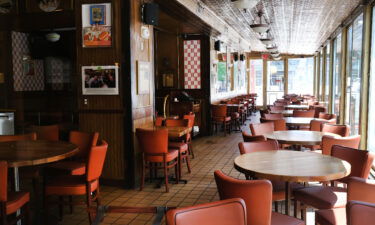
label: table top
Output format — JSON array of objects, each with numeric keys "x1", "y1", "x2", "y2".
[
  {"x1": 264, "y1": 130, "x2": 339, "y2": 145},
  {"x1": 270, "y1": 110, "x2": 294, "y2": 116},
  {"x1": 226, "y1": 104, "x2": 244, "y2": 107},
  {"x1": 285, "y1": 105, "x2": 310, "y2": 110},
  {"x1": 153, "y1": 126, "x2": 192, "y2": 138},
  {"x1": 284, "y1": 117, "x2": 320, "y2": 126},
  {"x1": 0, "y1": 140, "x2": 78, "y2": 167},
  {"x1": 234, "y1": 150, "x2": 351, "y2": 182}
]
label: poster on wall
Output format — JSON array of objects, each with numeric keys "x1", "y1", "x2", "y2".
[
  {"x1": 82, "y1": 3, "x2": 112, "y2": 47},
  {"x1": 137, "y1": 61, "x2": 151, "y2": 94},
  {"x1": 82, "y1": 65, "x2": 119, "y2": 95}
]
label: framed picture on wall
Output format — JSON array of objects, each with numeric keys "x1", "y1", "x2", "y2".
[
  {"x1": 82, "y1": 65, "x2": 119, "y2": 95},
  {"x1": 137, "y1": 61, "x2": 151, "y2": 94},
  {"x1": 82, "y1": 3, "x2": 112, "y2": 47}
]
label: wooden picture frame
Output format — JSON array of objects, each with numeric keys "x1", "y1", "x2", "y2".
[{"x1": 82, "y1": 65, "x2": 119, "y2": 95}]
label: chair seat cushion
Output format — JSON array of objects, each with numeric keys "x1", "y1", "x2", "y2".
[
  {"x1": 315, "y1": 208, "x2": 346, "y2": 225},
  {"x1": 6, "y1": 191, "x2": 30, "y2": 215},
  {"x1": 48, "y1": 161, "x2": 86, "y2": 175},
  {"x1": 45, "y1": 175, "x2": 98, "y2": 196},
  {"x1": 145, "y1": 149, "x2": 178, "y2": 163},
  {"x1": 271, "y1": 212, "x2": 305, "y2": 225},
  {"x1": 294, "y1": 186, "x2": 347, "y2": 209},
  {"x1": 213, "y1": 116, "x2": 231, "y2": 122},
  {"x1": 272, "y1": 181, "x2": 304, "y2": 201},
  {"x1": 168, "y1": 142, "x2": 188, "y2": 153}
]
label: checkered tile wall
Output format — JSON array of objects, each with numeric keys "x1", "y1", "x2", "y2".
[
  {"x1": 184, "y1": 40, "x2": 201, "y2": 89},
  {"x1": 12, "y1": 32, "x2": 44, "y2": 91}
]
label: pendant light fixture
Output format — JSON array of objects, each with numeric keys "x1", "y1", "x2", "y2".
[
  {"x1": 250, "y1": 11, "x2": 269, "y2": 34},
  {"x1": 231, "y1": 0, "x2": 259, "y2": 9},
  {"x1": 266, "y1": 45, "x2": 278, "y2": 52},
  {"x1": 260, "y1": 30, "x2": 273, "y2": 45},
  {"x1": 271, "y1": 52, "x2": 280, "y2": 58}
]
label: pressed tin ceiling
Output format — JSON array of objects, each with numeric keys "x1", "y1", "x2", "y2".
[{"x1": 200, "y1": 0, "x2": 361, "y2": 54}]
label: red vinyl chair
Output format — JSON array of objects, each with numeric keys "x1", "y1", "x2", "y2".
[
  {"x1": 44, "y1": 140, "x2": 108, "y2": 224},
  {"x1": 211, "y1": 104, "x2": 231, "y2": 136},
  {"x1": 260, "y1": 118, "x2": 287, "y2": 131},
  {"x1": 238, "y1": 140, "x2": 279, "y2": 155},
  {"x1": 165, "y1": 119, "x2": 191, "y2": 179},
  {"x1": 47, "y1": 131, "x2": 99, "y2": 175},
  {"x1": 0, "y1": 133, "x2": 36, "y2": 142},
  {"x1": 136, "y1": 128, "x2": 179, "y2": 193},
  {"x1": 313, "y1": 106, "x2": 327, "y2": 118},
  {"x1": 304, "y1": 120, "x2": 339, "y2": 150},
  {"x1": 31, "y1": 124, "x2": 59, "y2": 141},
  {"x1": 241, "y1": 131, "x2": 266, "y2": 142},
  {"x1": 154, "y1": 117, "x2": 165, "y2": 126},
  {"x1": 263, "y1": 113, "x2": 284, "y2": 120},
  {"x1": 214, "y1": 171, "x2": 305, "y2": 225},
  {"x1": 321, "y1": 124, "x2": 350, "y2": 137},
  {"x1": 318, "y1": 113, "x2": 337, "y2": 120},
  {"x1": 320, "y1": 135, "x2": 361, "y2": 156},
  {"x1": 0, "y1": 161, "x2": 31, "y2": 225},
  {"x1": 315, "y1": 177, "x2": 375, "y2": 225},
  {"x1": 166, "y1": 198, "x2": 247, "y2": 225},
  {"x1": 292, "y1": 110, "x2": 315, "y2": 118},
  {"x1": 250, "y1": 122, "x2": 274, "y2": 136},
  {"x1": 269, "y1": 106, "x2": 285, "y2": 111},
  {"x1": 294, "y1": 145, "x2": 375, "y2": 222},
  {"x1": 183, "y1": 113, "x2": 195, "y2": 158}
]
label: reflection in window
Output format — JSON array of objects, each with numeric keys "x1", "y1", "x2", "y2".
[
  {"x1": 267, "y1": 60, "x2": 284, "y2": 104},
  {"x1": 250, "y1": 59, "x2": 263, "y2": 105},
  {"x1": 345, "y1": 14, "x2": 363, "y2": 135},
  {"x1": 368, "y1": 7, "x2": 375, "y2": 151},
  {"x1": 332, "y1": 34, "x2": 342, "y2": 117},
  {"x1": 288, "y1": 58, "x2": 314, "y2": 95},
  {"x1": 325, "y1": 44, "x2": 331, "y2": 107}
]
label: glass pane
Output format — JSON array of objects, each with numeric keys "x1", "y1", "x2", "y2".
[
  {"x1": 319, "y1": 51, "x2": 324, "y2": 100},
  {"x1": 332, "y1": 34, "x2": 342, "y2": 117},
  {"x1": 217, "y1": 61, "x2": 228, "y2": 92},
  {"x1": 368, "y1": 7, "x2": 375, "y2": 151},
  {"x1": 250, "y1": 59, "x2": 263, "y2": 105},
  {"x1": 288, "y1": 58, "x2": 314, "y2": 95},
  {"x1": 346, "y1": 14, "x2": 363, "y2": 135},
  {"x1": 267, "y1": 60, "x2": 284, "y2": 104},
  {"x1": 325, "y1": 44, "x2": 330, "y2": 107}
]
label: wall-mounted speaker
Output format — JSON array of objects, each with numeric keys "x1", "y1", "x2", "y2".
[
  {"x1": 240, "y1": 54, "x2": 245, "y2": 61},
  {"x1": 214, "y1": 40, "x2": 221, "y2": 51},
  {"x1": 233, "y1": 53, "x2": 238, "y2": 61},
  {"x1": 142, "y1": 3, "x2": 159, "y2": 26}
]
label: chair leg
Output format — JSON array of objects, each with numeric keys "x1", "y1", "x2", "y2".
[
  {"x1": 140, "y1": 156, "x2": 145, "y2": 191},
  {"x1": 174, "y1": 162, "x2": 179, "y2": 184},
  {"x1": 59, "y1": 196, "x2": 63, "y2": 220},
  {"x1": 178, "y1": 153, "x2": 182, "y2": 180},
  {"x1": 275, "y1": 201, "x2": 279, "y2": 213},
  {"x1": 86, "y1": 185, "x2": 93, "y2": 224},
  {"x1": 163, "y1": 161, "x2": 169, "y2": 193},
  {"x1": 223, "y1": 122, "x2": 227, "y2": 136},
  {"x1": 294, "y1": 200, "x2": 299, "y2": 218},
  {"x1": 24, "y1": 202, "x2": 32, "y2": 225},
  {"x1": 185, "y1": 154, "x2": 191, "y2": 173},
  {"x1": 69, "y1": 196, "x2": 73, "y2": 214},
  {"x1": 188, "y1": 142, "x2": 195, "y2": 159}
]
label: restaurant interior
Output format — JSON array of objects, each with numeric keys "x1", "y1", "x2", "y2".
[{"x1": 1, "y1": 0, "x2": 375, "y2": 224}]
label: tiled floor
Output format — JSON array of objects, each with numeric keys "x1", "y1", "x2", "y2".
[{"x1": 51, "y1": 115, "x2": 315, "y2": 225}]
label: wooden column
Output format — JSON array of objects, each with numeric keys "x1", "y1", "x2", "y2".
[
  {"x1": 313, "y1": 56, "x2": 317, "y2": 97},
  {"x1": 262, "y1": 58, "x2": 267, "y2": 108},
  {"x1": 284, "y1": 58, "x2": 288, "y2": 95},
  {"x1": 340, "y1": 27, "x2": 348, "y2": 125},
  {"x1": 328, "y1": 39, "x2": 335, "y2": 113},
  {"x1": 321, "y1": 47, "x2": 327, "y2": 102},
  {"x1": 316, "y1": 52, "x2": 321, "y2": 100}
]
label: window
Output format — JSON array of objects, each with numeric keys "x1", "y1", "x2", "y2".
[
  {"x1": 267, "y1": 60, "x2": 284, "y2": 104},
  {"x1": 325, "y1": 44, "x2": 331, "y2": 107},
  {"x1": 368, "y1": 7, "x2": 375, "y2": 151},
  {"x1": 345, "y1": 14, "x2": 363, "y2": 135},
  {"x1": 217, "y1": 60, "x2": 228, "y2": 93},
  {"x1": 288, "y1": 58, "x2": 314, "y2": 95},
  {"x1": 250, "y1": 59, "x2": 263, "y2": 105},
  {"x1": 319, "y1": 51, "x2": 324, "y2": 100},
  {"x1": 332, "y1": 34, "x2": 342, "y2": 117}
]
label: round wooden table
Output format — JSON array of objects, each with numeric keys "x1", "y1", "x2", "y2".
[
  {"x1": 285, "y1": 105, "x2": 309, "y2": 110},
  {"x1": 264, "y1": 130, "x2": 338, "y2": 145},
  {"x1": 270, "y1": 110, "x2": 293, "y2": 117},
  {"x1": 0, "y1": 140, "x2": 78, "y2": 191},
  {"x1": 234, "y1": 150, "x2": 351, "y2": 215}
]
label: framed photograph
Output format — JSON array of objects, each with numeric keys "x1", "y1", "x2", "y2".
[
  {"x1": 137, "y1": 61, "x2": 151, "y2": 94},
  {"x1": 90, "y1": 4, "x2": 105, "y2": 25},
  {"x1": 82, "y1": 65, "x2": 119, "y2": 95},
  {"x1": 82, "y1": 3, "x2": 112, "y2": 48}
]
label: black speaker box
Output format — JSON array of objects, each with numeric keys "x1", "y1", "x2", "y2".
[
  {"x1": 214, "y1": 40, "x2": 221, "y2": 51},
  {"x1": 240, "y1": 54, "x2": 245, "y2": 61},
  {"x1": 233, "y1": 53, "x2": 238, "y2": 61},
  {"x1": 142, "y1": 3, "x2": 159, "y2": 26}
]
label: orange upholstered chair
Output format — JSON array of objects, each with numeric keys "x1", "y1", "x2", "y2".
[
  {"x1": 154, "y1": 117, "x2": 165, "y2": 126},
  {"x1": 319, "y1": 113, "x2": 337, "y2": 120},
  {"x1": 321, "y1": 124, "x2": 350, "y2": 137},
  {"x1": 183, "y1": 114, "x2": 195, "y2": 158},
  {"x1": 166, "y1": 198, "x2": 247, "y2": 225},
  {"x1": 44, "y1": 140, "x2": 108, "y2": 224},
  {"x1": 0, "y1": 133, "x2": 36, "y2": 142},
  {"x1": 211, "y1": 104, "x2": 231, "y2": 136},
  {"x1": 31, "y1": 124, "x2": 59, "y2": 141},
  {"x1": 294, "y1": 145, "x2": 375, "y2": 222},
  {"x1": 269, "y1": 106, "x2": 285, "y2": 111},
  {"x1": 165, "y1": 119, "x2": 191, "y2": 179},
  {"x1": 264, "y1": 113, "x2": 284, "y2": 120},
  {"x1": 250, "y1": 122, "x2": 274, "y2": 136},
  {"x1": 260, "y1": 118, "x2": 287, "y2": 131},
  {"x1": 238, "y1": 140, "x2": 279, "y2": 155},
  {"x1": 241, "y1": 131, "x2": 266, "y2": 142},
  {"x1": 320, "y1": 135, "x2": 361, "y2": 156},
  {"x1": 313, "y1": 106, "x2": 326, "y2": 118},
  {"x1": 0, "y1": 161, "x2": 30, "y2": 225},
  {"x1": 315, "y1": 177, "x2": 375, "y2": 225},
  {"x1": 214, "y1": 171, "x2": 305, "y2": 225},
  {"x1": 292, "y1": 110, "x2": 315, "y2": 118},
  {"x1": 305, "y1": 120, "x2": 336, "y2": 150},
  {"x1": 47, "y1": 131, "x2": 99, "y2": 175},
  {"x1": 136, "y1": 128, "x2": 179, "y2": 193}
]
